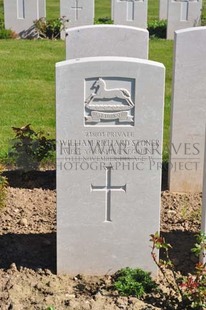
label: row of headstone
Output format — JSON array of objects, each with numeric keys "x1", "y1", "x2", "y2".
[
  {"x1": 56, "y1": 25, "x2": 164, "y2": 275},
  {"x1": 4, "y1": 0, "x2": 202, "y2": 39},
  {"x1": 3, "y1": 0, "x2": 148, "y2": 37},
  {"x1": 56, "y1": 24, "x2": 206, "y2": 275},
  {"x1": 61, "y1": 0, "x2": 148, "y2": 29},
  {"x1": 60, "y1": 0, "x2": 148, "y2": 31},
  {"x1": 159, "y1": 0, "x2": 202, "y2": 39}
]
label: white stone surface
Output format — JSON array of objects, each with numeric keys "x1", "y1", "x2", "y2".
[
  {"x1": 56, "y1": 56, "x2": 165, "y2": 275},
  {"x1": 4, "y1": 0, "x2": 46, "y2": 38},
  {"x1": 111, "y1": 0, "x2": 114, "y2": 20},
  {"x1": 159, "y1": 0, "x2": 168, "y2": 20},
  {"x1": 113, "y1": 0, "x2": 148, "y2": 29},
  {"x1": 201, "y1": 130, "x2": 206, "y2": 264},
  {"x1": 169, "y1": 27, "x2": 206, "y2": 192},
  {"x1": 167, "y1": 0, "x2": 202, "y2": 40},
  {"x1": 60, "y1": 0, "x2": 94, "y2": 36},
  {"x1": 66, "y1": 25, "x2": 149, "y2": 60}
]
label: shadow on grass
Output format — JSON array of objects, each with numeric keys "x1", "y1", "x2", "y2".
[{"x1": 0, "y1": 233, "x2": 56, "y2": 273}]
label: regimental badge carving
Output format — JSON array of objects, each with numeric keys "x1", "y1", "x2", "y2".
[{"x1": 84, "y1": 77, "x2": 135, "y2": 126}]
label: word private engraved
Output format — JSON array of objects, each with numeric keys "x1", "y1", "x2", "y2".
[{"x1": 84, "y1": 77, "x2": 135, "y2": 126}]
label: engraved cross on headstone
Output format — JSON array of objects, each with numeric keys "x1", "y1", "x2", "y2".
[
  {"x1": 17, "y1": 0, "x2": 25, "y2": 19},
  {"x1": 175, "y1": 0, "x2": 198, "y2": 21},
  {"x1": 119, "y1": 0, "x2": 144, "y2": 21},
  {"x1": 71, "y1": 0, "x2": 83, "y2": 21},
  {"x1": 91, "y1": 166, "x2": 126, "y2": 222},
  {"x1": 181, "y1": 0, "x2": 189, "y2": 20}
]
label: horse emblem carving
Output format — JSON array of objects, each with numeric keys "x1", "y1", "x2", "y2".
[{"x1": 85, "y1": 78, "x2": 134, "y2": 112}]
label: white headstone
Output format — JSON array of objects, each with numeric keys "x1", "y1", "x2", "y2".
[
  {"x1": 201, "y1": 130, "x2": 206, "y2": 265},
  {"x1": 169, "y1": 27, "x2": 206, "y2": 192},
  {"x1": 4, "y1": 0, "x2": 46, "y2": 38},
  {"x1": 113, "y1": 0, "x2": 148, "y2": 29},
  {"x1": 159, "y1": 0, "x2": 168, "y2": 20},
  {"x1": 56, "y1": 56, "x2": 165, "y2": 275},
  {"x1": 111, "y1": 0, "x2": 114, "y2": 20},
  {"x1": 167, "y1": 0, "x2": 202, "y2": 39},
  {"x1": 66, "y1": 25, "x2": 149, "y2": 60},
  {"x1": 60, "y1": 0, "x2": 94, "y2": 37}
]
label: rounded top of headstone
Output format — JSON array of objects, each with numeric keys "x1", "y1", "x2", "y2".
[
  {"x1": 175, "y1": 26, "x2": 206, "y2": 35},
  {"x1": 65, "y1": 24, "x2": 149, "y2": 36}
]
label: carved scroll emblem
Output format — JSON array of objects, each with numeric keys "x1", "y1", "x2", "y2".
[{"x1": 85, "y1": 78, "x2": 135, "y2": 125}]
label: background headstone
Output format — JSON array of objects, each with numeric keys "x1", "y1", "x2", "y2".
[
  {"x1": 167, "y1": 0, "x2": 202, "y2": 40},
  {"x1": 201, "y1": 129, "x2": 206, "y2": 264},
  {"x1": 111, "y1": 0, "x2": 114, "y2": 20},
  {"x1": 159, "y1": 0, "x2": 168, "y2": 20},
  {"x1": 201, "y1": 129, "x2": 206, "y2": 265},
  {"x1": 4, "y1": 0, "x2": 46, "y2": 38},
  {"x1": 66, "y1": 25, "x2": 149, "y2": 59},
  {"x1": 113, "y1": 0, "x2": 148, "y2": 29},
  {"x1": 56, "y1": 56, "x2": 165, "y2": 275},
  {"x1": 60, "y1": 0, "x2": 94, "y2": 38},
  {"x1": 169, "y1": 27, "x2": 206, "y2": 192}
]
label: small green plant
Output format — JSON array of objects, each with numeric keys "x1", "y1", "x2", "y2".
[
  {"x1": 0, "y1": 165, "x2": 8, "y2": 208},
  {"x1": 147, "y1": 20, "x2": 167, "y2": 39},
  {"x1": 150, "y1": 232, "x2": 206, "y2": 309},
  {"x1": 180, "y1": 263, "x2": 206, "y2": 309},
  {"x1": 94, "y1": 17, "x2": 113, "y2": 24},
  {"x1": 181, "y1": 204, "x2": 201, "y2": 222},
  {"x1": 0, "y1": 18, "x2": 15, "y2": 39},
  {"x1": 191, "y1": 233, "x2": 206, "y2": 259},
  {"x1": 9, "y1": 124, "x2": 55, "y2": 171},
  {"x1": 113, "y1": 267, "x2": 157, "y2": 298},
  {"x1": 46, "y1": 307, "x2": 55, "y2": 310},
  {"x1": 34, "y1": 16, "x2": 68, "y2": 39}
]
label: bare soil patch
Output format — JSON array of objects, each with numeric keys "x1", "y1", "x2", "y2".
[{"x1": 0, "y1": 170, "x2": 202, "y2": 309}]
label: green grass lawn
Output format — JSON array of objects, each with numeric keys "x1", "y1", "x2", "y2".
[
  {"x1": 149, "y1": 39, "x2": 173, "y2": 159},
  {"x1": 0, "y1": 39, "x2": 172, "y2": 161},
  {"x1": 0, "y1": 0, "x2": 205, "y2": 162},
  {"x1": 148, "y1": 0, "x2": 159, "y2": 22},
  {"x1": 0, "y1": 40, "x2": 64, "y2": 159},
  {"x1": 95, "y1": 0, "x2": 111, "y2": 20}
]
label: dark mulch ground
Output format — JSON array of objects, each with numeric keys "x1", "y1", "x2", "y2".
[{"x1": 0, "y1": 169, "x2": 202, "y2": 309}]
